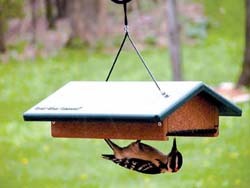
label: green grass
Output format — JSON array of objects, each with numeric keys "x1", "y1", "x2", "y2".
[
  {"x1": 1, "y1": 0, "x2": 249, "y2": 187},
  {"x1": 199, "y1": 0, "x2": 245, "y2": 41}
]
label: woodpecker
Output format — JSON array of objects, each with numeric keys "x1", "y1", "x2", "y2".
[{"x1": 102, "y1": 138, "x2": 183, "y2": 174}]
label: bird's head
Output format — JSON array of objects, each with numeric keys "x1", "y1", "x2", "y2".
[{"x1": 166, "y1": 138, "x2": 183, "y2": 173}]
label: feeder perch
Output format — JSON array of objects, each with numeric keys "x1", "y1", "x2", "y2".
[{"x1": 23, "y1": 81, "x2": 241, "y2": 140}]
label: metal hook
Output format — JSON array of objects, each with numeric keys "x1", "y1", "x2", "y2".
[{"x1": 110, "y1": 0, "x2": 132, "y2": 4}]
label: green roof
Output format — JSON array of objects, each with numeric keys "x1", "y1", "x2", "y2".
[{"x1": 23, "y1": 81, "x2": 242, "y2": 122}]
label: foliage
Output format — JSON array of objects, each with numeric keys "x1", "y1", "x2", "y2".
[
  {"x1": 144, "y1": 35, "x2": 157, "y2": 46},
  {"x1": 0, "y1": 0, "x2": 23, "y2": 17},
  {"x1": 0, "y1": 0, "x2": 23, "y2": 26},
  {"x1": 185, "y1": 18, "x2": 208, "y2": 39},
  {"x1": 0, "y1": 0, "x2": 23, "y2": 52},
  {"x1": 196, "y1": 0, "x2": 244, "y2": 42}
]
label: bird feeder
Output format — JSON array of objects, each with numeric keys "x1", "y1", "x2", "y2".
[
  {"x1": 23, "y1": 81, "x2": 241, "y2": 140},
  {"x1": 23, "y1": 0, "x2": 241, "y2": 141}
]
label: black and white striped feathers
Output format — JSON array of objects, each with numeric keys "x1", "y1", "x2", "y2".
[{"x1": 102, "y1": 138, "x2": 183, "y2": 174}]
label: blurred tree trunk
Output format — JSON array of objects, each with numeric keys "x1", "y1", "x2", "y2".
[
  {"x1": 67, "y1": 0, "x2": 106, "y2": 45},
  {"x1": 167, "y1": 0, "x2": 182, "y2": 81},
  {"x1": 45, "y1": 0, "x2": 55, "y2": 29},
  {"x1": 237, "y1": 0, "x2": 250, "y2": 87},
  {"x1": 45, "y1": 0, "x2": 67, "y2": 29},
  {"x1": 0, "y1": 11, "x2": 6, "y2": 53},
  {"x1": 56, "y1": 0, "x2": 67, "y2": 18},
  {"x1": 30, "y1": 0, "x2": 37, "y2": 44},
  {"x1": 97, "y1": 0, "x2": 107, "y2": 38},
  {"x1": 0, "y1": 1, "x2": 23, "y2": 53}
]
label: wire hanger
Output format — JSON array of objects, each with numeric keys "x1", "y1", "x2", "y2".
[{"x1": 106, "y1": 0, "x2": 168, "y2": 97}]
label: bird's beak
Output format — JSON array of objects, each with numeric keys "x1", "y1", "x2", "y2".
[{"x1": 171, "y1": 138, "x2": 177, "y2": 152}]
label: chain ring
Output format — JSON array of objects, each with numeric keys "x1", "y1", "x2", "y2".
[{"x1": 111, "y1": 0, "x2": 132, "y2": 4}]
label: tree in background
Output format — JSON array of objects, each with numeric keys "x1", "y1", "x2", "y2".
[
  {"x1": 0, "y1": 3, "x2": 5, "y2": 52},
  {"x1": 45, "y1": 0, "x2": 67, "y2": 29},
  {"x1": 30, "y1": 0, "x2": 37, "y2": 44},
  {"x1": 167, "y1": 0, "x2": 182, "y2": 81},
  {"x1": 237, "y1": 0, "x2": 250, "y2": 87},
  {"x1": 56, "y1": 0, "x2": 67, "y2": 19},
  {"x1": 66, "y1": 0, "x2": 106, "y2": 46},
  {"x1": 0, "y1": 0, "x2": 23, "y2": 53},
  {"x1": 45, "y1": 0, "x2": 55, "y2": 29}
]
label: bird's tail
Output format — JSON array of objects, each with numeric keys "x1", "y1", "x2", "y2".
[
  {"x1": 104, "y1": 139, "x2": 121, "y2": 151},
  {"x1": 102, "y1": 154, "x2": 115, "y2": 160}
]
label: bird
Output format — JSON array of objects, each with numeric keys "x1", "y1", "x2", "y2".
[{"x1": 102, "y1": 138, "x2": 183, "y2": 174}]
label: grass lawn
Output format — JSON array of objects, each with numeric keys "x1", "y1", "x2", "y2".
[{"x1": 0, "y1": 0, "x2": 249, "y2": 187}]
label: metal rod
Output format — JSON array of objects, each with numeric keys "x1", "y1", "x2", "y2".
[
  {"x1": 127, "y1": 33, "x2": 168, "y2": 97},
  {"x1": 106, "y1": 32, "x2": 128, "y2": 81}
]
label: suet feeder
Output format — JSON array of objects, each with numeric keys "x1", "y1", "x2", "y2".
[
  {"x1": 23, "y1": 0, "x2": 241, "y2": 141},
  {"x1": 23, "y1": 81, "x2": 241, "y2": 140}
]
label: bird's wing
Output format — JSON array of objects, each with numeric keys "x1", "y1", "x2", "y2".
[
  {"x1": 102, "y1": 154, "x2": 161, "y2": 174},
  {"x1": 126, "y1": 158, "x2": 162, "y2": 174},
  {"x1": 139, "y1": 142, "x2": 164, "y2": 154}
]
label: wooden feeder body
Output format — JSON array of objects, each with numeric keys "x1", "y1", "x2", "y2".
[{"x1": 23, "y1": 81, "x2": 241, "y2": 140}]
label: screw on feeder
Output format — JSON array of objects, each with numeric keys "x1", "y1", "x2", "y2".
[
  {"x1": 161, "y1": 91, "x2": 169, "y2": 98},
  {"x1": 157, "y1": 121, "x2": 163, "y2": 127}
]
